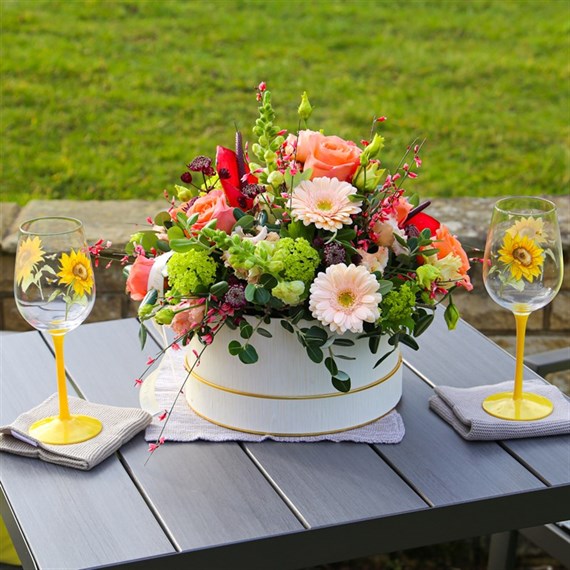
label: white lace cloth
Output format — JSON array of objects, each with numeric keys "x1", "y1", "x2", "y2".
[{"x1": 144, "y1": 350, "x2": 405, "y2": 444}]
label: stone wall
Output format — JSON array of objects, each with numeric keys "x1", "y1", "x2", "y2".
[{"x1": 1, "y1": 197, "x2": 569, "y2": 388}]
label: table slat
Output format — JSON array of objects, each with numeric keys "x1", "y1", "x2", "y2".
[
  {"x1": 63, "y1": 319, "x2": 304, "y2": 551},
  {"x1": 0, "y1": 332, "x2": 175, "y2": 570},
  {"x1": 403, "y1": 313, "x2": 570, "y2": 487}
]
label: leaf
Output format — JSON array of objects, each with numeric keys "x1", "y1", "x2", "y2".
[
  {"x1": 414, "y1": 313, "x2": 434, "y2": 337},
  {"x1": 399, "y1": 333, "x2": 419, "y2": 350},
  {"x1": 233, "y1": 208, "x2": 246, "y2": 220},
  {"x1": 335, "y1": 227, "x2": 357, "y2": 242},
  {"x1": 47, "y1": 289, "x2": 62, "y2": 302},
  {"x1": 153, "y1": 211, "x2": 171, "y2": 226},
  {"x1": 333, "y1": 338, "x2": 355, "y2": 347},
  {"x1": 139, "y1": 324, "x2": 148, "y2": 350},
  {"x1": 140, "y1": 288, "x2": 158, "y2": 307},
  {"x1": 332, "y1": 376, "x2": 351, "y2": 393},
  {"x1": 41, "y1": 265, "x2": 56, "y2": 275},
  {"x1": 186, "y1": 213, "x2": 199, "y2": 228},
  {"x1": 306, "y1": 344, "x2": 324, "y2": 363},
  {"x1": 239, "y1": 320, "x2": 254, "y2": 339},
  {"x1": 156, "y1": 239, "x2": 170, "y2": 252},
  {"x1": 170, "y1": 239, "x2": 200, "y2": 253},
  {"x1": 258, "y1": 273, "x2": 278, "y2": 290},
  {"x1": 373, "y1": 348, "x2": 396, "y2": 369},
  {"x1": 141, "y1": 231, "x2": 158, "y2": 253},
  {"x1": 290, "y1": 306, "x2": 305, "y2": 325},
  {"x1": 305, "y1": 325, "x2": 328, "y2": 346},
  {"x1": 257, "y1": 327, "x2": 272, "y2": 338},
  {"x1": 233, "y1": 215, "x2": 255, "y2": 230},
  {"x1": 377, "y1": 280, "x2": 393, "y2": 296},
  {"x1": 228, "y1": 340, "x2": 242, "y2": 355},
  {"x1": 280, "y1": 320, "x2": 294, "y2": 333},
  {"x1": 176, "y1": 212, "x2": 188, "y2": 226},
  {"x1": 254, "y1": 287, "x2": 271, "y2": 305},
  {"x1": 369, "y1": 335, "x2": 381, "y2": 354},
  {"x1": 324, "y1": 356, "x2": 338, "y2": 376},
  {"x1": 210, "y1": 281, "x2": 229, "y2": 297},
  {"x1": 245, "y1": 283, "x2": 256, "y2": 302},
  {"x1": 336, "y1": 354, "x2": 356, "y2": 360},
  {"x1": 239, "y1": 344, "x2": 258, "y2": 364}
]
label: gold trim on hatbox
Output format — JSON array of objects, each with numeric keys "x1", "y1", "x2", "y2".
[
  {"x1": 184, "y1": 353, "x2": 402, "y2": 400},
  {"x1": 188, "y1": 403, "x2": 396, "y2": 437}
]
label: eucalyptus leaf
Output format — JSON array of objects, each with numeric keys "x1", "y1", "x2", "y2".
[
  {"x1": 373, "y1": 348, "x2": 396, "y2": 369},
  {"x1": 324, "y1": 357, "x2": 338, "y2": 376},
  {"x1": 333, "y1": 338, "x2": 355, "y2": 347},
  {"x1": 336, "y1": 354, "x2": 356, "y2": 360},
  {"x1": 306, "y1": 344, "x2": 324, "y2": 363},
  {"x1": 332, "y1": 376, "x2": 351, "y2": 393},
  {"x1": 280, "y1": 320, "x2": 294, "y2": 333},
  {"x1": 245, "y1": 283, "x2": 256, "y2": 302},
  {"x1": 254, "y1": 287, "x2": 271, "y2": 305},
  {"x1": 414, "y1": 313, "x2": 434, "y2": 337},
  {"x1": 399, "y1": 333, "x2": 419, "y2": 350},
  {"x1": 239, "y1": 344, "x2": 258, "y2": 364},
  {"x1": 239, "y1": 321, "x2": 254, "y2": 339},
  {"x1": 210, "y1": 281, "x2": 229, "y2": 297},
  {"x1": 139, "y1": 324, "x2": 148, "y2": 350},
  {"x1": 369, "y1": 335, "x2": 381, "y2": 354},
  {"x1": 257, "y1": 327, "x2": 272, "y2": 338},
  {"x1": 228, "y1": 340, "x2": 242, "y2": 355},
  {"x1": 153, "y1": 211, "x2": 171, "y2": 226}
]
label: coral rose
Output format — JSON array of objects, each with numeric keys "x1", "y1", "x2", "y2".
[
  {"x1": 433, "y1": 225, "x2": 472, "y2": 291},
  {"x1": 126, "y1": 255, "x2": 155, "y2": 301},
  {"x1": 296, "y1": 130, "x2": 361, "y2": 182},
  {"x1": 186, "y1": 190, "x2": 236, "y2": 234},
  {"x1": 393, "y1": 197, "x2": 414, "y2": 225}
]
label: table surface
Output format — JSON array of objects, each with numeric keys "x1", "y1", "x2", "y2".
[{"x1": 1, "y1": 315, "x2": 569, "y2": 570}]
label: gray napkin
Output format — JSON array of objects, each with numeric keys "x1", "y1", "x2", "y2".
[
  {"x1": 0, "y1": 394, "x2": 152, "y2": 470},
  {"x1": 429, "y1": 380, "x2": 570, "y2": 440}
]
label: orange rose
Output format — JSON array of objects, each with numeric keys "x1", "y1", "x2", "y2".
[
  {"x1": 125, "y1": 255, "x2": 155, "y2": 301},
  {"x1": 171, "y1": 301, "x2": 206, "y2": 337},
  {"x1": 434, "y1": 225, "x2": 472, "y2": 290},
  {"x1": 176, "y1": 190, "x2": 236, "y2": 234},
  {"x1": 296, "y1": 130, "x2": 362, "y2": 181},
  {"x1": 393, "y1": 197, "x2": 414, "y2": 225}
]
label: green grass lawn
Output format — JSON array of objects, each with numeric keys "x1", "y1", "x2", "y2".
[{"x1": 1, "y1": 0, "x2": 568, "y2": 204}]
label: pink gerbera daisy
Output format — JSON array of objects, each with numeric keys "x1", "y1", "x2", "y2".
[
  {"x1": 291, "y1": 177, "x2": 362, "y2": 232},
  {"x1": 309, "y1": 263, "x2": 381, "y2": 334}
]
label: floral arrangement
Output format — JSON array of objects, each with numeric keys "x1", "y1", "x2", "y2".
[{"x1": 123, "y1": 83, "x2": 472, "y2": 393}]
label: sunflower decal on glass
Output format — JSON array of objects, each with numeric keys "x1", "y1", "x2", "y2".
[{"x1": 56, "y1": 249, "x2": 94, "y2": 300}]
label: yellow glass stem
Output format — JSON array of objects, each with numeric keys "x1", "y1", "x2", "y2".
[
  {"x1": 513, "y1": 311, "x2": 529, "y2": 401},
  {"x1": 51, "y1": 332, "x2": 71, "y2": 420}
]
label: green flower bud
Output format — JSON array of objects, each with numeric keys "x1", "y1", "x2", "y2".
[
  {"x1": 360, "y1": 134, "x2": 385, "y2": 164},
  {"x1": 444, "y1": 299, "x2": 460, "y2": 330},
  {"x1": 298, "y1": 91, "x2": 313, "y2": 121},
  {"x1": 267, "y1": 170, "x2": 285, "y2": 188},
  {"x1": 138, "y1": 303, "x2": 154, "y2": 320},
  {"x1": 154, "y1": 308, "x2": 175, "y2": 325},
  {"x1": 352, "y1": 162, "x2": 386, "y2": 192}
]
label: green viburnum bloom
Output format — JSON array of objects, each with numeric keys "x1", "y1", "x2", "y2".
[
  {"x1": 416, "y1": 264, "x2": 441, "y2": 289},
  {"x1": 272, "y1": 238, "x2": 320, "y2": 283},
  {"x1": 272, "y1": 280, "x2": 305, "y2": 306},
  {"x1": 167, "y1": 250, "x2": 217, "y2": 295},
  {"x1": 381, "y1": 282, "x2": 416, "y2": 326}
]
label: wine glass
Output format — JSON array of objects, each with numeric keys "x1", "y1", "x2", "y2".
[
  {"x1": 482, "y1": 197, "x2": 563, "y2": 420},
  {"x1": 14, "y1": 216, "x2": 103, "y2": 444}
]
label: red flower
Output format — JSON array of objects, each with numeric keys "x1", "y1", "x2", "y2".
[
  {"x1": 215, "y1": 146, "x2": 257, "y2": 209},
  {"x1": 404, "y1": 212, "x2": 441, "y2": 236}
]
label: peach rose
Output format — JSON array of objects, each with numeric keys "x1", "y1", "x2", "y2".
[
  {"x1": 393, "y1": 197, "x2": 414, "y2": 225},
  {"x1": 185, "y1": 190, "x2": 236, "y2": 234},
  {"x1": 434, "y1": 225, "x2": 472, "y2": 290},
  {"x1": 171, "y1": 301, "x2": 206, "y2": 337},
  {"x1": 296, "y1": 130, "x2": 362, "y2": 182},
  {"x1": 126, "y1": 255, "x2": 155, "y2": 301}
]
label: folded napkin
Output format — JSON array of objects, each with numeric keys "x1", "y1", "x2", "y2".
[
  {"x1": 0, "y1": 395, "x2": 152, "y2": 470},
  {"x1": 144, "y1": 349, "x2": 405, "y2": 444},
  {"x1": 429, "y1": 380, "x2": 570, "y2": 440}
]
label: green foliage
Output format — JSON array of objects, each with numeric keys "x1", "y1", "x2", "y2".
[{"x1": 1, "y1": 1, "x2": 567, "y2": 204}]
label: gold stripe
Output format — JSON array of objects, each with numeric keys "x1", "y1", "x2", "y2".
[
  {"x1": 185, "y1": 353, "x2": 402, "y2": 400},
  {"x1": 188, "y1": 403, "x2": 396, "y2": 437}
]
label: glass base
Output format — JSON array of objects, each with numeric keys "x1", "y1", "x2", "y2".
[
  {"x1": 29, "y1": 415, "x2": 103, "y2": 445},
  {"x1": 482, "y1": 392, "x2": 554, "y2": 421}
]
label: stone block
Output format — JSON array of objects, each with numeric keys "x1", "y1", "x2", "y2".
[
  {"x1": 1, "y1": 199, "x2": 165, "y2": 253},
  {"x1": 0, "y1": 254, "x2": 15, "y2": 290},
  {"x1": 454, "y1": 292, "x2": 545, "y2": 333},
  {"x1": 550, "y1": 290, "x2": 570, "y2": 331},
  {"x1": 93, "y1": 261, "x2": 128, "y2": 292},
  {"x1": 1, "y1": 203, "x2": 20, "y2": 244},
  {"x1": 124, "y1": 297, "x2": 140, "y2": 319}
]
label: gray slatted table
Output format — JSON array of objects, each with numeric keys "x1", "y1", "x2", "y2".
[{"x1": 1, "y1": 315, "x2": 569, "y2": 569}]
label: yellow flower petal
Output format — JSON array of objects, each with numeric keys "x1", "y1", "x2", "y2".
[{"x1": 57, "y1": 249, "x2": 94, "y2": 296}]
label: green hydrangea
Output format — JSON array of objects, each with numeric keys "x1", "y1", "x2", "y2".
[
  {"x1": 382, "y1": 282, "x2": 416, "y2": 326},
  {"x1": 167, "y1": 250, "x2": 217, "y2": 295},
  {"x1": 272, "y1": 238, "x2": 320, "y2": 283}
]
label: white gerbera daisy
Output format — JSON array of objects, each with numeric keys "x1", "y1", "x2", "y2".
[
  {"x1": 291, "y1": 177, "x2": 362, "y2": 232},
  {"x1": 309, "y1": 263, "x2": 381, "y2": 334}
]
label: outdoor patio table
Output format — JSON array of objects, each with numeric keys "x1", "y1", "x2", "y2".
[{"x1": 1, "y1": 314, "x2": 569, "y2": 570}]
